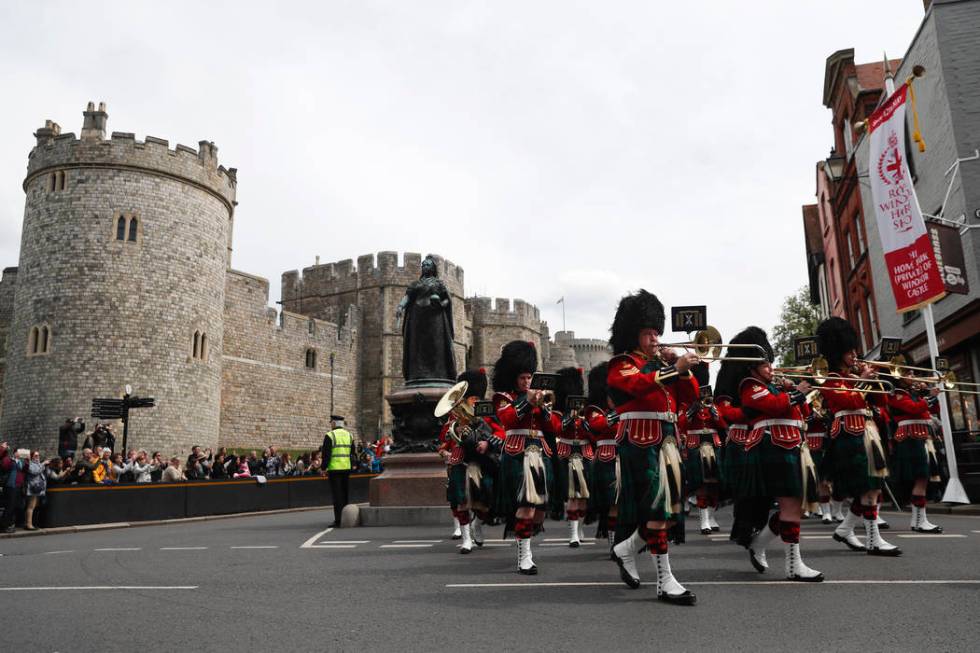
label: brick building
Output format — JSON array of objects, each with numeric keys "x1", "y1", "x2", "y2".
[
  {"x1": 803, "y1": 0, "x2": 980, "y2": 434},
  {"x1": 0, "y1": 104, "x2": 610, "y2": 455}
]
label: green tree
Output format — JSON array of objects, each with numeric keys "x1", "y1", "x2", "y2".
[{"x1": 771, "y1": 286, "x2": 822, "y2": 367}]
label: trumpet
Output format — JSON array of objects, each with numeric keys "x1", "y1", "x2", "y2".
[
  {"x1": 861, "y1": 356, "x2": 980, "y2": 391},
  {"x1": 774, "y1": 370, "x2": 896, "y2": 394}
]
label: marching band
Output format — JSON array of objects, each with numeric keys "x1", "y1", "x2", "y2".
[{"x1": 432, "y1": 289, "x2": 958, "y2": 605}]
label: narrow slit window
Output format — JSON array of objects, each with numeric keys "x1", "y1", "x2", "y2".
[
  {"x1": 28, "y1": 327, "x2": 38, "y2": 355},
  {"x1": 40, "y1": 326, "x2": 49, "y2": 353},
  {"x1": 193, "y1": 331, "x2": 200, "y2": 359},
  {"x1": 116, "y1": 215, "x2": 127, "y2": 240},
  {"x1": 49, "y1": 173, "x2": 56, "y2": 192},
  {"x1": 200, "y1": 333, "x2": 207, "y2": 360},
  {"x1": 305, "y1": 348, "x2": 316, "y2": 369},
  {"x1": 127, "y1": 216, "x2": 138, "y2": 241},
  {"x1": 58, "y1": 171, "x2": 66, "y2": 191}
]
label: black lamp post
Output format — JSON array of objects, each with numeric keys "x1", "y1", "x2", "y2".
[{"x1": 824, "y1": 148, "x2": 846, "y2": 181}]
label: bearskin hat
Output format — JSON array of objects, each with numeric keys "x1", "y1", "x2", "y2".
[
  {"x1": 816, "y1": 317, "x2": 860, "y2": 370},
  {"x1": 727, "y1": 326, "x2": 774, "y2": 399},
  {"x1": 609, "y1": 289, "x2": 665, "y2": 354},
  {"x1": 692, "y1": 361, "x2": 710, "y2": 387},
  {"x1": 712, "y1": 359, "x2": 738, "y2": 401},
  {"x1": 491, "y1": 340, "x2": 538, "y2": 393},
  {"x1": 456, "y1": 368, "x2": 488, "y2": 399},
  {"x1": 587, "y1": 362, "x2": 609, "y2": 407},
  {"x1": 555, "y1": 367, "x2": 585, "y2": 412}
]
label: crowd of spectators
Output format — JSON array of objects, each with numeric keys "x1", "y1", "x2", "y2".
[{"x1": 0, "y1": 420, "x2": 395, "y2": 533}]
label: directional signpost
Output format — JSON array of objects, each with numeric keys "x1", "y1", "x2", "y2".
[{"x1": 91, "y1": 392, "x2": 156, "y2": 454}]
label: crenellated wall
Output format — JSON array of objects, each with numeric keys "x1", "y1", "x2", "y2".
[
  {"x1": 283, "y1": 252, "x2": 467, "y2": 436},
  {"x1": 466, "y1": 296, "x2": 545, "y2": 381},
  {"x1": 221, "y1": 270, "x2": 359, "y2": 449}
]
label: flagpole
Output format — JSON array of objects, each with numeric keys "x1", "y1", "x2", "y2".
[{"x1": 882, "y1": 68, "x2": 968, "y2": 503}]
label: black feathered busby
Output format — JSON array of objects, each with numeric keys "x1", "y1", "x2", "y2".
[
  {"x1": 555, "y1": 367, "x2": 585, "y2": 412},
  {"x1": 727, "y1": 326, "x2": 774, "y2": 400},
  {"x1": 457, "y1": 368, "x2": 488, "y2": 399},
  {"x1": 692, "y1": 361, "x2": 710, "y2": 387},
  {"x1": 587, "y1": 362, "x2": 609, "y2": 407},
  {"x1": 816, "y1": 317, "x2": 860, "y2": 371},
  {"x1": 713, "y1": 359, "x2": 738, "y2": 401},
  {"x1": 491, "y1": 341, "x2": 538, "y2": 393},
  {"x1": 609, "y1": 289, "x2": 665, "y2": 354}
]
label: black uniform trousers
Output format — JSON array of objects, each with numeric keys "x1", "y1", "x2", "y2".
[{"x1": 328, "y1": 470, "x2": 351, "y2": 526}]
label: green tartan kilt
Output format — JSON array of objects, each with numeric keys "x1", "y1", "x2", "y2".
[
  {"x1": 808, "y1": 448, "x2": 826, "y2": 474},
  {"x1": 588, "y1": 457, "x2": 618, "y2": 517},
  {"x1": 722, "y1": 440, "x2": 749, "y2": 497},
  {"x1": 891, "y1": 437, "x2": 930, "y2": 490},
  {"x1": 614, "y1": 440, "x2": 677, "y2": 543},
  {"x1": 685, "y1": 445, "x2": 721, "y2": 491},
  {"x1": 827, "y1": 433, "x2": 883, "y2": 498},
  {"x1": 554, "y1": 448, "x2": 593, "y2": 504},
  {"x1": 735, "y1": 435, "x2": 804, "y2": 499},
  {"x1": 446, "y1": 464, "x2": 466, "y2": 507},
  {"x1": 496, "y1": 449, "x2": 556, "y2": 518}
]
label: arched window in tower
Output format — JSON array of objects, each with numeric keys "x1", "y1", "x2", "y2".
[
  {"x1": 305, "y1": 348, "x2": 317, "y2": 370},
  {"x1": 192, "y1": 330, "x2": 201, "y2": 359},
  {"x1": 116, "y1": 215, "x2": 127, "y2": 241},
  {"x1": 58, "y1": 171, "x2": 67, "y2": 191},
  {"x1": 27, "y1": 326, "x2": 38, "y2": 355},
  {"x1": 308, "y1": 319, "x2": 315, "y2": 335},
  {"x1": 199, "y1": 333, "x2": 208, "y2": 361},
  {"x1": 127, "y1": 216, "x2": 139, "y2": 241},
  {"x1": 27, "y1": 324, "x2": 51, "y2": 356},
  {"x1": 49, "y1": 173, "x2": 56, "y2": 192},
  {"x1": 40, "y1": 325, "x2": 49, "y2": 353}
]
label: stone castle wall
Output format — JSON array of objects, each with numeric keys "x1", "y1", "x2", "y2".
[
  {"x1": 283, "y1": 252, "x2": 467, "y2": 436},
  {"x1": 466, "y1": 297, "x2": 545, "y2": 385},
  {"x1": 0, "y1": 106, "x2": 233, "y2": 454},
  {"x1": 0, "y1": 267, "x2": 17, "y2": 417},
  {"x1": 220, "y1": 270, "x2": 360, "y2": 449}
]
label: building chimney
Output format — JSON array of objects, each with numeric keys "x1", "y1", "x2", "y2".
[{"x1": 80, "y1": 101, "x2": 108, "y2": 141}]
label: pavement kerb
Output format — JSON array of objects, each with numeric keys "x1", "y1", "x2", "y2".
[{"x1": 0, "y1": 503, "x2": 367, "y2": 540}]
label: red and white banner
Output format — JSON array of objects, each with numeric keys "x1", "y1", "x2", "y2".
[{"x1": 867, "y1": 84, "x2": 945, "y2": 312}]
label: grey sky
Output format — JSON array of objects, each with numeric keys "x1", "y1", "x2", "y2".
[{"x1": 0, "y1": 1, "x2": 926, "y2": 345}]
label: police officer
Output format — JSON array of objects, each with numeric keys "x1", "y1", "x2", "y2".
[{"x1": 322, "y1": 415, "x2": 353, "y2": 528}]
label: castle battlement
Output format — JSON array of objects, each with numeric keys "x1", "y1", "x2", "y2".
[
  {"x1": 227, "y1": 270, "x2": 356, "y2": 345},
  {"x1": 466, "y1": 295, "x2": 541, "y2": 325},
  {"x1": 282, "y1": 251, "x2": 465, "y2": 300},
  {"x1": 25, "y1": 102, "x2": 236, "y2": 210}
]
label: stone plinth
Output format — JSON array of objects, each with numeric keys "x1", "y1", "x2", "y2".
[
  {"x1": 368, "y1": 453, "x2": 447, "y2": 506},
  {"x1": 385, "y1": 383, "x2": 452, "y2": 452}
]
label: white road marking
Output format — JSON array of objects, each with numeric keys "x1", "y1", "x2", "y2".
[
  {"x1": 392, "y1": 540, "x2": 443, "y2": 544},
  {"x1": 972, "y1": 530, "x2": 980, "y2": 534},
  {"x1": 541, "y1": 542, "x2": 596, "y2": 547},
  {"x1": 482, "y1": 543, "x2": 512, "y2": 547},
  {"x1": 543, "y1": 538, "x2": 595, "y2": 542},
  {"x1": 802, "y1": 535, "x2": 832, "y2": 539},
  {"x1": 380, "y1": 544, "x2": 433, "y2": 548},
  {"x1": 446, "y1": 579, "x2": 980, "y2": 588},
  {"x1": 0, "y1": 586, "x2": 198, "y2": 591},
  {"x1": 230, "y1": 546, "x2": 279, "y2": 549},
  {"x1": 312, "y1": 545, "x2": 357, "y2": 549},
  {"x1": 300, "y1": 527, "x2": 333, "y2": 549},
  {"x1": 94, "y1": 548, "x2": 141, "y2": 552},
  {"x1": 896, "y1": 534, "x2": 966, "y2": 538},
  {"x1": 319, "y1": 540, "x2": 370, "y2": 544},
  {"x1": 43, "y1": 550, "x2": 74, "y2": 555},
  {"x1": 160, "y1": 547, "x2": 208, "y2": 551}
]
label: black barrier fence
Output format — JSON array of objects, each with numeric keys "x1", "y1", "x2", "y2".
[{"x1": 39, "y1": 473, "x2": 379, "y2": 528}]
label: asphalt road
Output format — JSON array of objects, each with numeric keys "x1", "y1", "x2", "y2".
[{"x1": 1, "y1": 506, "x2": 978, "y2": 652}]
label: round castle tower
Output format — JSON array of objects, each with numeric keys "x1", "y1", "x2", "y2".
[{"x1": 0, "y1": 102, "x2": 236, "y2": 453}]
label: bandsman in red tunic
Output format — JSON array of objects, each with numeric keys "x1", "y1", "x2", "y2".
[
  {"x1": 817, "y1": 317, "x2": 901, "y2": 557},
  {"x1": 682, "y1": 384, "x2": 725, "y2": 535},
  {"x1": 492, "y1": 341, "x2": 561, "y2": 575},
  {"x1": 728, "y1": 327, "x2": 823, "y2": 582},
  {"x1": 887, "y1": 354, "x2": 944, "y2": 533},
  {"x1": 607, "y1": 290, "x2": 699, "y2": 606},
  {"x1": 553, "y1": 367, "x2": 594, "y2": 548},
  {"x1": 584, "y1": 362, "x2": 620, "y2": 553}
]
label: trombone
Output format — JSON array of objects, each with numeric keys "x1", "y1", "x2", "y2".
[
  {"x1": 660, "y1": 325, "x2": 770, "y2": 363},
  {"x1": 862, "y1": 356, "x2": 980, "y2": 392}
]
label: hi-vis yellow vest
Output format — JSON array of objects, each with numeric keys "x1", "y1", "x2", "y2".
[{"x1": 327, "y1": 428, "x2": 353, "y2": 471}]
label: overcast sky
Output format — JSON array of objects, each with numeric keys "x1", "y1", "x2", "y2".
[{"x1": 0, "y1": 1, "x2": 927, "y2": 345}]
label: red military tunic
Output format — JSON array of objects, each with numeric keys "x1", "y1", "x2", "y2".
[
  {"x1": 819, "y1": 373, "x2": 881, "y2": 438},
  {"x1": 888, "y1": 389, "x2": 937, "y2": 442},
  {"x1": 493, "y1": 391, "x2": 560, "y2": 456},
  {"x1": 584, "y1": 406, "x2": 619, "y2": 463},
  {"x1": 716, "y1": 398, "x2": 749, "y2": 447},
  {"x1": 606, "y1": 351, "x2": 699, "y2": 446},
  {"x1": 556, "y1": 414, "x2": 594, "y2": 460},
  {"x1": 437, "y1": 420, "x2": 464, "y2": 465},
  {"x1": 683, "y1": 405, "x2": 724, "y2": 451},
  {"x1": 739, "y1": 378, "x2": 805, "y2": 450}
]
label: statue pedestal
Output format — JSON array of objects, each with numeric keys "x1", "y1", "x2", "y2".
[
  {"x1": 385, "y1": 381, "x2": 453, "y2": 453},
  {"x1": 362, "y1": 453, "x2": 452, "y2": 526}
]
